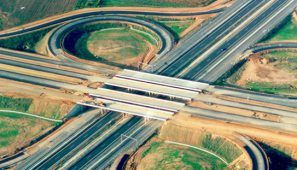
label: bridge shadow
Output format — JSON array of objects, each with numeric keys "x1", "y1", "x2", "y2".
[{"x1": 259, "y1": 142, "x2": 297, "y2": 170}]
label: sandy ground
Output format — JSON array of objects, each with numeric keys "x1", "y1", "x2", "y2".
[
  {"x1": 0, "y1": 78, "x2": 83, "y2": 103},
  {"x1": 86, "y1": 30, "x2": 156, "y2": 67},
  {"x1": 0, "y1": 54, "x2": 100, "y2": 76},
  {"x1": 237, "y1": 54, "x2": 296, "y2": 86},
  {"x1": 34, "y1": 29, "x2": 55, "y2": 56}
]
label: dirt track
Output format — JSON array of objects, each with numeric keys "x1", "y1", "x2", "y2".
[{"x1": 172, "y1": 112, "x2": 297, "y2": 147}]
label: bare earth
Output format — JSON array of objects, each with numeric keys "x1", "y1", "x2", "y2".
[{"x1": 237, "y1": 54, "x2": 296, "y2": 86}]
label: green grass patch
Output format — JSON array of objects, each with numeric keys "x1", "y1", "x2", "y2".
[
  {"x1": 0, "y1": 96, "x2": 32, "y2": 112},
  {"x1": 246, "y1": 82, "x2": 297, "y2": 95},
  {"x1": 141, "y1": 141, "x2": 227, "y2": 170},
  {"x1": 136, "y1": 16, "x2": 195, "y2": 41},
  {"x1": 0, "y1": 111, "x2": 56, "y2": 155},
  {"x1": 100, "y1": 0, "x2": 216, "y2": 8},
  {"x1": 75, "y1": 0, "x2": 101, "y2": 9},
  {"x1": 159, "y1": 20, "x2": 194, "y2": 35},
  {"x1": 0, "y1": 141, "x2": 9, "y2": 148},
  {"x1": 262, "y1": 15, "x2": 297, "y2": 42},
  {"x1": 0, "y1": 20, "x2": 3, "y2": 30},
  {"x1": 0, "y1": 112, "x2": 27, "y2": 119},
  {"x1": 0, "y1": 27, "x2": 52, "y2": 53},
  {"x1": 142, "y1": 141, "x2": 161, "y2": 158},
  {"x1": 201, "y1": 133, "x2": 242, "y2": 163}
]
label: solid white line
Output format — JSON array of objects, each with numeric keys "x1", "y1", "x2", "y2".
[
  {"x1": 0, "y1": 110, "x2": 62, "y2": 122},
  {"x1": 199, "y1": 0, "x2": 295, "y2": 79},
  {"x1": 165, "y1": 140, "x2": 228, "y2": 165},
  {"x1": 87, "y1": 123, "x2": 147, "y2": 170}
]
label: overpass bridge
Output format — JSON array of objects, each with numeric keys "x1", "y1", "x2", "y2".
[{"x1": 77, "y1": 69, "x2": 208, "y2": 121}]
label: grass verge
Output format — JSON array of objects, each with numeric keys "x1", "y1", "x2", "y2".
[
  {"x1": 262, "y1": 15, "x2": 297, "y2": 42},
  {"x1": 75, "y1": 0, "x2": 101, "y2": 9},
  {"x1": 0, "y1": 112, "x2": 55, "y2": 156},
  {"x1": 0, "y1": 27, "x2": 53, "y2": 53},
  {"x1": 139, "y1": 141, "x2": 227, "y2": 169},
  {"x1": 0, "y1": 96, "x2": 32, "y2": 112}
]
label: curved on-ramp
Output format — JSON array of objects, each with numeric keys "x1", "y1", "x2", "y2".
[
  {"x1": 48, "y1": 15, "x2": 175, "y2": 64},
  {"x1": 251, "y1": 42, "x2": 297, "y2": 53},
  {"x1": 238, "y1": 135, "x2": 269, "y2": 170}
]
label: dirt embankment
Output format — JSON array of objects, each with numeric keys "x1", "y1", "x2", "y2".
[
  {"x1": 237, "y1": 54, "x2": 296, "y2": 86},
  {"x1": 173, "y1": 112, "x2": 297, "y2": 147}
]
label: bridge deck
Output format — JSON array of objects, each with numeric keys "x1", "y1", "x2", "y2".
[
  {"x1": 77, "y1": 100, "x2": 173, "y2": 121},
  {"x1": 105, "y1": 77, "x2": 198, "y2": 100},
  {"x1": 116, "y1": 69, "x2": 209, "y2": 92},
  {"x1": 90, "y1": 88, "x2": 184, "y2": 112}
]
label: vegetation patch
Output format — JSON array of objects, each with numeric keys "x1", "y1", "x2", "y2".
[
  {"x1": 0, "y1": 95, "x2": 70, "y2": 156},
  {"x1": 100, "y1": 0, "x2": 216, "y2": 8},
  {"x1": 201, "y1": 133, "x2": 242, "y2": 163},
  {"x1": 0, "y1": 27, "x2": 52, "y2": 53},
  {"x1": 0, "y1": 0, "x2": 77, "y2": 30},
  {"x1": 75, "y1": 0, "x2": 101, "y2": 9},
  {"x1": 246, "y1": 82, "x2": 297, "y2": 95},
  {"x1": 0, "y1": 96, "x2": 32, "y2": 112},
  {"x1": 262, "y1": 15, "x2": 297, "y2": 42},
  {"x1": 0, "y1": 112, "x2": 52, "y2": 156},
  {"x1": 138, "y1": 141, "x2": 227, "y2": 170},
  {"x1": 136, "y1": 16, "x2": 195, "y2": 41}
]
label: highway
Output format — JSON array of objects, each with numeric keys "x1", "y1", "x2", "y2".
[
  {"x1": 194, "y1": 0, "x2": 297, "y2": 82},
  {"x1": 0, "y1": 0, "x2": 297, "y2": 169},
  {"x1": 69, "y1": 116, "x2": 142, "y2": 169},
  {"x1": 28, "y1": 112, "x2": 121, "y2": 170},
  {"x1": 152, "y1": 0, "x2": 266, "y2": 74},
  {"x1": 16, "y1": 109, "x2": 106, "y2": 169},
  {"x1": 211, "y1": 86, "x2": 297, "y2": 109}
]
